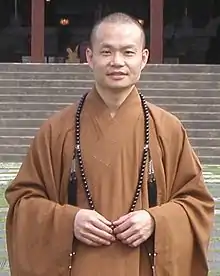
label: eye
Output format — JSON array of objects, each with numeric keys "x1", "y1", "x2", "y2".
[
  {"x1": 125, "y1": 50, "x2": 135, "y2": 56},
  {"x1": 101, "y1": 50, "x2": 111, "y2": 55}
]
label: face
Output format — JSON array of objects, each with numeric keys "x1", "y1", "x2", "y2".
[{"x1": 86, "y1": 22, "x2": 149, "y2": 91}]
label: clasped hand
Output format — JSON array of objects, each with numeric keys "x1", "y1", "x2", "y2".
[{"x1": 74, "y1": 209, "x2": 155, "y2": 248}]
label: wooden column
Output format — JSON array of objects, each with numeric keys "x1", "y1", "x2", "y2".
[
  {"x1": 31, "y1": 0, "x2": 45, "y2": 63},
  {"x1": 150, "y1": 0, "x2": 164, "y2": 64}
]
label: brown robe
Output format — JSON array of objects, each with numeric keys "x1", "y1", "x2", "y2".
[{"x1": 5, "y1": 88, "x2": 214, "y2": 276}]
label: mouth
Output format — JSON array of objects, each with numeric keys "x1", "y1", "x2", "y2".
[{"x1": 107, "y1": 72, "x2": 127, "y2": 76}]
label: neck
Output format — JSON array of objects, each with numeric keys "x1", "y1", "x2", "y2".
[{"x1": 95, "y1": 84, "x2": 135, "y2": 116}]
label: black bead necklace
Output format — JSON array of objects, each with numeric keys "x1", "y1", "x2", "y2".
[{"x1": 73, "y1": 91, "x2": 150, "y2": 213}]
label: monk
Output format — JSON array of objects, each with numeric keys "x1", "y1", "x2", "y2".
[{"x1": 5, "y1": 12, "x2": 214, "y2": 276}]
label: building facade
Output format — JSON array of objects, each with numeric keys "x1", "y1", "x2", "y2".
[
  {"x1": 0, "y1": 0, "x2": 219, "y2": 64},
  {"x1": 31, "y1": 0, "x2": 164, "y2": 63}
]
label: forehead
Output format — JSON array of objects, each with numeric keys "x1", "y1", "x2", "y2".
[{"x1": 94, "y1": 22, "x2": 143, "y2": 48}]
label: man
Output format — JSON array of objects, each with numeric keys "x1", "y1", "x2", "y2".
[{"x1": 5, "y1": 12, "x2": 214, "y2": 276}]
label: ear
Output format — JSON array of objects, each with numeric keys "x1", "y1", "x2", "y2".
[
  {"x1": 86, "y1": 47, "x2": 94, "y2": 69},
  {"x1": 141, "y1": 48, "x2": 149, "y2": 71}
]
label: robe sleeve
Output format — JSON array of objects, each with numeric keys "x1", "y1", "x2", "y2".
[
  {"x1": 148, "y1": 127, "x2": 214, "y2": 276},
  {"x1": 5, "y1": 120, "x2": 80, "y2": 276}
]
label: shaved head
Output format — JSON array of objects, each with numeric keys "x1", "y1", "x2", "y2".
[
  {"x1": 90, "y1": 12, "x2": 146, "y2": 49},
  {"x1": 86, "y1": 12, "x2": 149, "y2": 92}
]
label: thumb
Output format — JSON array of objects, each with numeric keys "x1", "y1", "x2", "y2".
[{"x1": 112, "y1": 213, "x2": 131, "y2": 226}]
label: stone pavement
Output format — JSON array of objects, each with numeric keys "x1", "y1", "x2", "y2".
[{"x1": 0, "y1": 163, "x2": 219, "y2": 274}]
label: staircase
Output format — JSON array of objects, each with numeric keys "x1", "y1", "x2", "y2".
[
  {"x1": 0, "y1": 63, "x2": 220, "y2": 164},
  {"x1": 0, "y1": 63, "x2": 220, "y2": 273}
]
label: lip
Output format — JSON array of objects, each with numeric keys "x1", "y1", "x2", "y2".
[
  {"x1": 107, "y1": 72, "x2": 127, "y2": 76},
  {"x1": 107, "y1": 74, "x2": 126, "y2": 80}
]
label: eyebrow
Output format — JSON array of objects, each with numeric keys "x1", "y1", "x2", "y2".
[{"x1": 100, "y1": 43, "x2": 137, "y2": 49}]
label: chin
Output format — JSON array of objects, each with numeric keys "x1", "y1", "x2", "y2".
[
  {"x1": 106, "y1": 81, "x2": 132, "y2": 89},
  {"x1": 108, "y1": 85, "x2": 130, "y2": 91}
]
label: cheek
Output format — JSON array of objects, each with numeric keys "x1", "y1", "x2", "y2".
[
  {"x1": 128, "y1": 62, "x2": 143, "y2": 76},
  {"x1": 126, "y1": 57, "x2": 144, "y2": 70},
  {"x1": 93, "y1": 60, "x2": 108, "y2": 71},
  {"x1": 93, "y1": 64, "x2": 107, "y2": 80}
]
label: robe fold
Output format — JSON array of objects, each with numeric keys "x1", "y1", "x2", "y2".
[{"x1": 5, "y1": 87, "x2": 214, "y2": 276}]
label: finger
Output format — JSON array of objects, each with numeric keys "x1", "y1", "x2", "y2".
[
  {"x1": 82, "y1": 232, "x2": 111, "y2": 246},
  {"x1": 79, "y1": 236, "x2": 102, "y2": 247},
  {"x1": 122, "y1": 232, "x2": 140, "y2": 245},
  {"x1": 113, "y1": 213, "x2": 131, "y2": 226},
  {"x1": 90, "y1": 225, "x2": 115, "y2": 242},
  {"x1": 129, "y1": 237, "x2": 144, "y2": 248},
  {"x1": 113, "y1": 219, "x2": 132, "y2": 234},
  {"x1": 92, "y1": 218, "x2": 113, "y2": 234},
  {"x1": 116, "y1": 225, "x2": 137, "y2": 240},
  {"x1": 96, "y1": 213, "x2": 112, "y2": 226}
]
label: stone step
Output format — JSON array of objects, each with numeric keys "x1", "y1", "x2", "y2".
[
  {"x1": 1, "y1": 118, "x2": 220, "y2": 129},
  {"x1": 187, "y1": 129, "x2": 220, "y2": 139},
  {"x1": 1, "y1": 164, "x2": 216, "y2": 175},
  {"x1": 0, "y1": 79, "x2": 220, "y2": 90},
  {"x1": 1, "y1": 164, "x2": 219, "y2": 182},
  {"x1": 190, "y1": 138, "x2": 220, "y2": 147},
  {"x1": 176, "y1": 112, "x2": 220, "y2": 121},
  {"x1": 0, "y1": 63, "x2": 220, "y2": 73},
  {"x1": 208, "y1": 185, "x2": 220, "y2": 196},
  {"x1": 0, "y1": 102, "x2": 220, "y2": 113},
  {"x1": 0, "y1": 95, "x2": 78, "y2": 103},
  {"x1": 193, "y1": 147, "x2": 220, "y2": 157},
  {"x1": 0, "y1": 128, "x2": 219, "y2": 139},
  {"x1": 204, "y1": 155, "x2": 220, "y2": 165},
  {"x1": 0, "y1": 87, "x2": 219, "y2": 98},
  {"x1": 209, "y1": 183, "x2": 220, "y2": 194},
  {"x1": 0, "y1": 179, "x2": 215, "y2": 190},
  {"x1": 0, "y1": 93, "x2": 220, "y2": 105},
  {"x1": 181, "y1": 120, "x2": 220, "y2": 130},
  {"x1": 0, "y1": 128, "x2": 38, "y2": 137},
  {"x1": 0, "y1": 153, "x2": 219, "y2": 164},
  {"x1": 0, "y1": 137, "x2": 33, "y2": 145},
  {"x1": 1, "y1": 144, "x2": 219, "y2": 156},
  {"x1": 0, "y1": 145, "x2": 218, "y2": 164},
  {"x1": 0, "y1": 102, "x2": 67, "y2": 111},
  {"x1": 0, "y1": 119, "x2": 46, "y2": 128},
  {"x1": 0, "y1": 153, "x2": 26, "y2": 163},
  {"x1": 4, "y1": 177, "x2": 220, "y2": 190},
  {"x1": 1, "y1": 110, "x2": 220, "y2": 121},
  {"x1": 0, "y1": 87, "x2": 85, "y2": 95},
  {"x1": 0, "y1": 110, "x2": 55, "y2": 119},
  {"x1": 0, "y1": 146, "x2": 29, "y2": 155},
  {"x1": 174, "y1": 112, "x2": 220, "y2": 121},
  {"x1": 1, "y1": 95, "x2": 220, "y2": 105},
  {"x1": 0, "y1": 136, "x2": 219, "y2": 148},
  {"x1": 1, "y1": 71, "x2": 220, "y2": 82},
  {"x1": 161, "y1": 104, "x2": 220, "y2": 113}
]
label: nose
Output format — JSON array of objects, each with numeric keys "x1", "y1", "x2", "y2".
[{"x1": 110, "y1": 52, "x2": 125, "y2": 67}]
